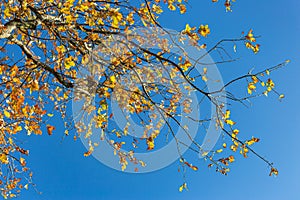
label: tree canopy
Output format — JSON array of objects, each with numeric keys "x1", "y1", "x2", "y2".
[{"x1": 0, "y1": 0, "x2": 288, "y2": 198}]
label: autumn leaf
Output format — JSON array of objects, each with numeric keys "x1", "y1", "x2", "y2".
[
  {"x1": 179, "y1": 4, "x2": 186, "y2": 14},
  {"x1": 183, "y1": 24, "x2": 192, "y2": 35},
  {"x1": 248, "y1": 82, "x2": 256, "y2": 94},
  {"x1": 16, "y1": 147, "x2": 29, "y2": 155},
  {"x1": 228, "y1": 155, "x2": 235, "y2": 163},
  {"x1": 233, "y1": 129, "x2": 239, "y2": 135},
  {"x1": 0, "y1": 154, "x2": 8, "y2": 164},
  {"x1": 224, "y1": 110, "x2": 230, "y2": 119},
  {"x1": 147, "y1": 136, "x2": 155, "y2": 150},
  {"x1": 216, "y1": 149, "x2": 223, "y2": 153},
  {"x1": 3, "y1": 110, "x2": 11, "y2": 118},
  {"x1": 245, "y1": 137, "x2": 260, "y2": 146},
  {"x1": 84, "y1": 150, "x2": 92, "y2": 157},
  {"x1": 230, "y1": 145, "x2": 238, "y2": 152},
  {"x1": 179, "y1": 183, "x2": 188, "y2": 192},
  {"x1": 47, "y1": 125, "x2": 55, "y2": 135},
  {"x1": 168, "y1": 3, "x2": 176, "y2": 11},
  {"x1": 279, "y1": 94, "x2": 285, "y2": 100},
  {"x1": 184, "y1": 161, "x2": 198, "y2": 171},
  {"x1": 269, "y1": 167, "x2": 279, "y2": 176},
  {"x1": 224, "y1": 0, "x2": 232, "y2": 12},
  {"x1": 198, "y1": 25, "x2": 210, "y2": 37},
  {"x1": 4, "y1": 7, "x2": 12, "y2": 18},
  {"x1": 64, "y1": 57, "x2": 75, "y2": 69},
  {"x1": 152, "y1": 4, "x2": 163, "y2": 14},
  {"x1": 245, "y1": 29, "x2": 256, "y2": 42},
  {"x1": 225, "y1": 119, "x2": 236, "y2": 126},
  {"x1": 20, "y1": 158, "x2": 26, "y2": 167},
  {"x1": 202, "y1": 75, "x2": 208, "y2": 82},
  {"x1": 56, "y1": 45, "x2": 66, "y2": 54}
]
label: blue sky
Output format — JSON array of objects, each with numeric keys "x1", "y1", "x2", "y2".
[{"x1": 20, "y1": 1, "x2": 300, "y2": 199}]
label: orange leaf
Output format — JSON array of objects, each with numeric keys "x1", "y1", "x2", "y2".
[
  {"x1": 16, "y1": 147, "x2": 29, "y2": 155},
  {"x1": 47, "y1": 125, "x2": 55, "y2": 135},
  {"x1": 269, "y1": 167, "x2": 279, "y2": 176},
  {"x1": 184, "y1": 161, "x2": 198, "y2": 171},
  {"x1": 84, "y1": 150, "x2": 92, "y2": 157}
]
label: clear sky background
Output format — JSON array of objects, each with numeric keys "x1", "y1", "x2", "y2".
[{"x1": 20, "y1": 0, "x2": 300, "y2": 199}]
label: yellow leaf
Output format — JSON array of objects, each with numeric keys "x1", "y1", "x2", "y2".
[
  {"x1": 152, "y1": 4, "x2": 163, "y2": 14},
  {"x1": 225, "y1": 119, "x2": 236, "y2": 126},
  {"x1": 139, "y1": 160, "x2": 146, "y2": 167},
  {"x1": 247, "y1": 83, "x2": 256, "y2": 94},
  {"x1": 147, "y1": 137, "x2": 155, "y2": 150},
  {"x1": 64, "y1": 57, "x2": 75, "y2": 69},
  {"x1": 111, "y1": 11, "x2": 123, "y2": 28},
  {"x1": 251, "y1": 76, "x2": 259, "y2": 84},
  {"x1": 198, "y1": 25, "x2": 210, "y2": 37},
  {"x1": 183, "y1": 24, "x2": 192, "y2": 34},
  {"x1": 245, "y1": 29, "x2": 256, "y2": 42},
  {"x1": 4, "y1": 110, "x2": 11, "y2": 118},
  {"x1": 16, "y1": 126, "x2": 22, "y2": 132},
  {"x1": 47, "y1": 113, "x2": 54, "y2": 117},
  {"x1": 179, "y1": 183, "x2": 187, "y2": 192},
  {"x1": 56, "y1": 45, "x2": 66, "y2": 54},
  {"x1": 168, "y1": 3, "x2": 176, "y2": 11},
  {"x1": 224, "y1": 110, "x2": 230, "y2": 119},
  {"x1": 1, "y1": 193, "x2": 7, "y2": 199},
  {"x1": 8, "y1": 137, "x2": 13, "y2": 145},
  {"x1": 179, "y1": 60, "x2": 192, "y2": 72},
  {"x1": 64, "y1": 92, "x2": 68, "y2": 99},
  {"x1": 246, "y1": 137, "x2": 260, "y2": 146},
  {"x1": 4, "y1": 7, "x2": 12, "y2": 18},
  {"x1": 230, "y1": 145, "x2": 237, "y2": 152},
  {"x1": 191, "y1": 166, "x2": 198, "y2": 171},
  {"x1": 79, "y1": 3, "x2": 89, "y2": 11},
  {"x1": 216, "y1": 149, "x2": 223, "y2": 153},
  {"x1": 201, "y1": 151, "x2": 209, "y2": 157},
  {"x1": 121, "y1": 164, "x2": 126, "y2": 171},
  {"x1": 0, "y1": 154, "x2": 8, "y2": 164},
  {"x1": 279, "y1": 94, "x2": 285, "y2": 100},
  {"x1": 179, "y1": 185, "x2": 184, "y2": 192},
  {"x1": 246, "y1": 140, "x2": 255, "y2": 146},
  {"x1": 110, "y1": 75, "x2": 116, "y2": 83}
]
